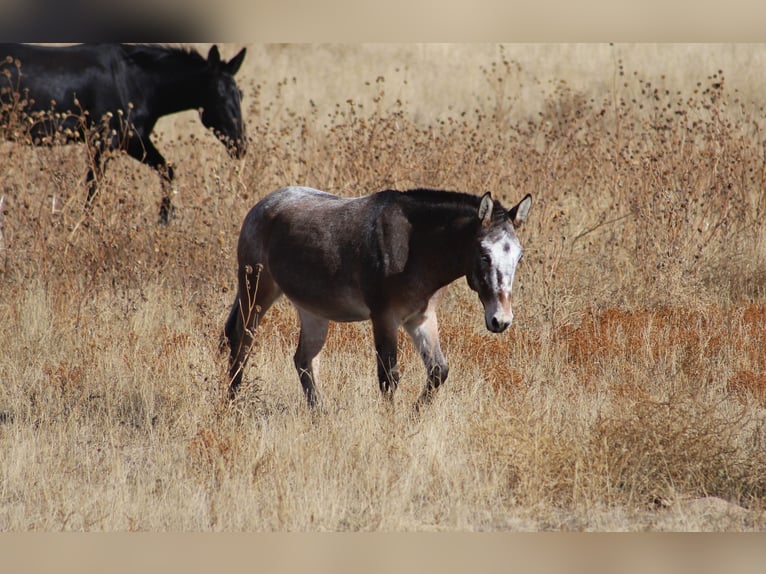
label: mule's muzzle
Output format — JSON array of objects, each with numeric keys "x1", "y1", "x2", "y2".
[
  {"x1": 482, "y1": 296, "x2": 513, "y2": 333},
  {"x1": 487, "y1": 316, "x2": 511, "y2": 333}
]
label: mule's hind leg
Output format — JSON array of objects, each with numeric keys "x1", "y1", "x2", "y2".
[
  {"x1": 226, "y1": 265, "x2": 281, "y2": 399},
  {"x1": 84, "y1": 148, "x2": 108, "y2": 211},
  {"x1": 294, "y1": 307, "x2": 330, "y2": 408}
]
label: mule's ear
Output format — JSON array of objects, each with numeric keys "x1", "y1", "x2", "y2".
[
  {"x1": 508, "y1": 194, "x2": 532, "y2": 227},
  {"x1": 226, "y1": 48, "x2": 247, "y2": 75},
  {"x1": 478, "y1": 192, "x2": 494, "y2": 228},
  {"x1": 207, "y1": 45, "x2": 222, "y2": 66}
]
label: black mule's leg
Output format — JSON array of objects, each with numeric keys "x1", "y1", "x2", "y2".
[
  {"x1": 126, "y1": 137, "x2": 174, "y2": 224},
  {"x1": 84, "y1": 148, "x2": 107, "y2": 210},
  {"x1": 157, "y1": 164, "x2": 175, "y2": 225}
]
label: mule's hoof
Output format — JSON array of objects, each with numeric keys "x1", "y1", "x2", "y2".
[{"x1": 158, "y1": 205, "x2": 176, "y2": 225}]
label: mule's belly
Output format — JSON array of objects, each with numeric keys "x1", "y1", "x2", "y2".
[
  {"x1": 282, "y1": 286, "x2": 372, "y2": 323},
  {"x1": 268, "y1": 254, "x2": 374, "y2": 322}
]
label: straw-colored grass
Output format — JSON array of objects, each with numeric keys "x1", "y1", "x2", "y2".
[{"x1": 1, "y1": 44, "x2": 766, "y2": 530}]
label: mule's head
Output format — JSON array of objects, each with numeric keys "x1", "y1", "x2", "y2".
[
  {"x1": 466, "y1": 192, "x2": 532, "y2": 333},
  {"x1": 200, "y1": 45, "x2": 248, "y2": 159}
]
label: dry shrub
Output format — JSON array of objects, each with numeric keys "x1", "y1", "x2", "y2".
[
  {"x1": 729, "y1": 370, "x2": 766, "y2": 407},
  {"x1": 468, "y1": 299, "x2": 766, "y2": 515},
  {"x1": 562, "y1": 307, "x2": 732, "y2": 379},
  {"x1": 593, "y1": 397, "x2": 766, "y2": 507}
]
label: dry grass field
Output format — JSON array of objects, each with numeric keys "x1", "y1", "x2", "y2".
[{"x1": 2, "y1": 43, "x2": 766, "y2": 531}]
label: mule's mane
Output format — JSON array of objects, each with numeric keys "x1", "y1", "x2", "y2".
[
  {"x1": 393, "y1": 187, "x2": 513, "y2": 226},
  {"x1": 371, "y1": 188, "x2": 481, "y2": 230},
  {"x1": 398, "y1": 188, "x2": 481, "y2": 208},
  {"x1": 120, "y1": 44, "x2": 206, "y2": 69}
]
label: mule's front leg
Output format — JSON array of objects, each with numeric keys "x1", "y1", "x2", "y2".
[
  {"x1": 404, "y1": 304, "x2": 449, "y2": 412},
  {"x1": 126, "y1": 137, "x2": 175, "y2": 224},
  {"x1": 372, "y1": 316, "x2": 400, "y2": 402}
]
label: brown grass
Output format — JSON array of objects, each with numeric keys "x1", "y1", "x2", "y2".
[{"x1": 1, "y1": 44, "x2": 766, "y2": 531}]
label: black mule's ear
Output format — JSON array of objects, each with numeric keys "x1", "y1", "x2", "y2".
[
  {"x1": 508, "y1": 194, "x2": 532, "y2": 227},
  {"x1": 226, "y1": 48, "x2": 247, "y2": 75},
  {"x1": 478, "y1": 192, "x2": 493, "y2": 228},
  {"x1": 207, "y1": 45, "x2": 222, "y2": 66}
]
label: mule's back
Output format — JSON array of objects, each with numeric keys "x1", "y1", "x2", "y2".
[{"x1": 1, "y1": 44, "x2": 123, "y2": 123}]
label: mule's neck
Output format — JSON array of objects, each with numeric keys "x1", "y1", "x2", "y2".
[
  {"x1": 136, "y1": 61, "x2": 210, "y2": 118},
  {"x1": 406, "y1": 203, "x2": 480, "y2": 292}
]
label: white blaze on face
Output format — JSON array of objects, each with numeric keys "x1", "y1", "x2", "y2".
[{"x1": 480, "y1": 231, "x2": 523, "y2": 332}]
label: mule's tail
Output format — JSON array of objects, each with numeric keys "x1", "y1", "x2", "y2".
[
  {"x1": 222, "y1": 294, "x2": 245, "y2": 399},
  {"x1": 221, "y1": 294, "x2": 240, "y2": 354},
  {"x1": 222, "y1": 261, "x2": 270, "y2": 400}
]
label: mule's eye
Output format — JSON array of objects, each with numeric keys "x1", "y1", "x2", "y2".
[{"x1": 481, "y1": 253, "x2": 492, "y2": 266}]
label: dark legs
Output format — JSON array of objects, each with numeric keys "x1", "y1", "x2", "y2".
[
  {"x1": 126, "y1": 138, "x2": 175, "y2": 224},
  {"x1": 84, "y1": 148, "x2": 107, "y2": 209},
  {"x1": 157, "y1": 169, "x2": 175, "y2": 225},
  {"x1": 83, "y1": 137, "x2": 176, "y2": 224}
]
